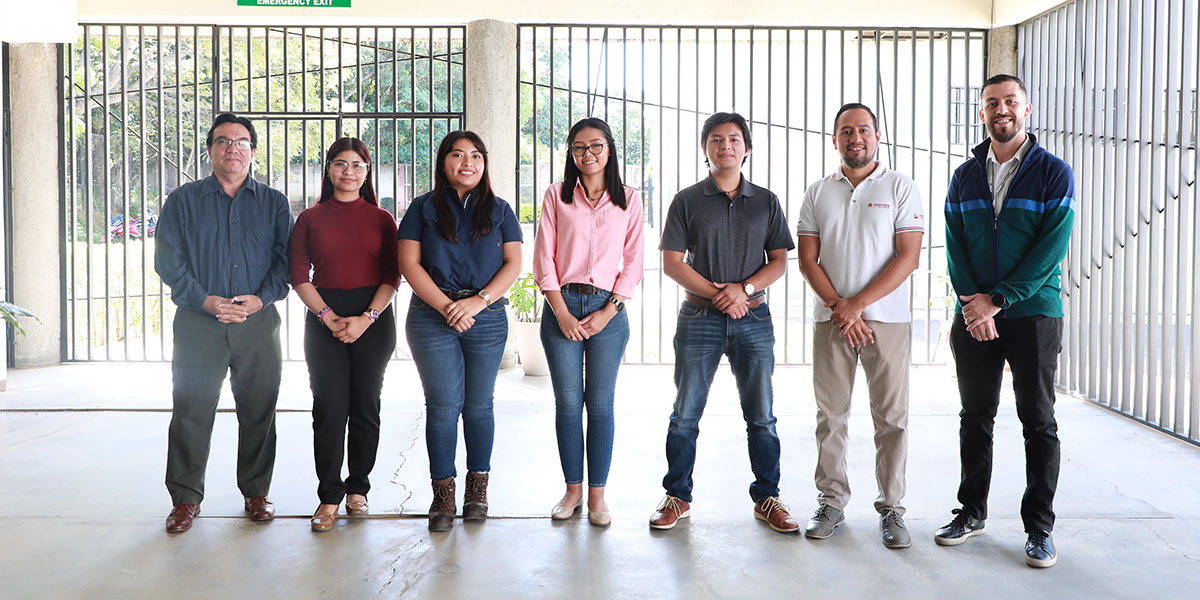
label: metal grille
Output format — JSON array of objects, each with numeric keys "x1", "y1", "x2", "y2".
[
  {"x1": 62, "y1": 24, "x2": 465, "y2": 361},
  {"x1": 1020, "y1": 0, "x2": 1199, "y2": 444},
  {"x1": 517, "y1": 25, "x2": 986, "y2": 364}
]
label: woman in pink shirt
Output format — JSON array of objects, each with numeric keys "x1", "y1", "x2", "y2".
[{"x1": 534, "y1": 118, "x2": 645, "y2": 526}]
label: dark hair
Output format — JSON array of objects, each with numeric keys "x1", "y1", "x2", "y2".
[
  {"x1": 700, "y1": 112, "x2": 752, "y2": 166},
  {"x1": 319, "y1": 137, "x2": 377, "y2": 206},
  {"x1": 982, "y1": 73, "x2": 1028, "y2": 98},
  {"x1": 833, "y1": 103, "x2": 878, "y2": 132},
  {"x1": 431, "y1": 130, "x2": 496, "y2": 243},
  {"x1": 206, "y1": 113, "x2": 258, "y2": 149},
  {"x1": 561, "y1": 118, "x2": 628, "y2": 210}
]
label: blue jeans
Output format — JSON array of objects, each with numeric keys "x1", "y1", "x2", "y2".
[
  {"x1": 540, "y1": 289, "x2": 630, "y2": 487},
  {"x1": 663, "y1": 300, "x2": 781, "y2": 503},
  {"x1": 406, "y1": 294, "x2": 508, "y2": 480}
]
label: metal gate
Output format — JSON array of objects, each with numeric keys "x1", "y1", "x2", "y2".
[
  {"x1": 62, "y1": 24, "x2": 465, "y2": 360},
  {"x1": 517, "y1": 25, "x2": 987, "y2": 364}
]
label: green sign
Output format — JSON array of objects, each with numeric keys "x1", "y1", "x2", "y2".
[{"x1": 237, "y1": 0, "x2": 351, "y2": 7}]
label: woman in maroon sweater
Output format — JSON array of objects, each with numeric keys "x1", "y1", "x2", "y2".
[{"x1": 289, "y1": 138, "x2": 400, "y2": 532}]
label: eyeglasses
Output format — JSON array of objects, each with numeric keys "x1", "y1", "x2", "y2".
[
  {"x1": 330, "y1": 160, "x2": 370, "y2": 173},
  {"x1": 212, "y1": 137, "x2": 253, "y2": 151},
  {"x1": 570, "y1": 142, "x2": 608, "y2": 157}
]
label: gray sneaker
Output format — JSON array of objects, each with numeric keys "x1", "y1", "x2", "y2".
[
  {"x1": 803, "y1": 504, "x2": 845, "y2": 539},
  {"x1": 880, "y1": 509, "x2": 911, "y2": 549}
]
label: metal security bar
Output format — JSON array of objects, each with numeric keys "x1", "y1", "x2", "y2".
[
  {"x1": 517, "y1": 25, "x2": 986, "y2": 365},
  {"x1": 62, "y1": 24, "x2": 465, "y2": 361},
  {"x1": 1020, "y1": 0, "x2": 1199, "y2": 445}
]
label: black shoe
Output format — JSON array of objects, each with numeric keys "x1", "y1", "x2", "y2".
[
  {"x1": 1025, "y1": 530, "x2": 1057, "y2": 568},
  {"x1": 934, "y1": 508, "x2": 985, "y2": 546}
]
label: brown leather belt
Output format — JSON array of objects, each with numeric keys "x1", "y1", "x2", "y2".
[
  {"x1": 563, "y1": 282, "x2": 610, "y2": 295},
  {"x1": 685, "y1": 291, "x2": 766, "y2": 309}
]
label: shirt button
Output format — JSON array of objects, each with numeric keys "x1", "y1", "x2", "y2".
[{"x1": 234, "y1": 264, "x2": 239, "y2": 269}]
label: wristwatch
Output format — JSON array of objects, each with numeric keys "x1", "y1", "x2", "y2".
[
  {"x1": 363, "y1": 308, "x2": 380, "y2": 322},
  {"x1": 478, "y1": 289, "x2": 492, "y2": 303},
  {"x1": 743, "y1": 282, "x2": 757, "y2": 296},
  {"x1": 608, "y1": 296, "x2": 625, "y2": 312},
  {"x1": 990, "y1": 293, "x2": 1009, "y2": 309}
]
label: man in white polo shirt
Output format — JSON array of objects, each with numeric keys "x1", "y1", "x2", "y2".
[{"x1": 795, "y1": 103, "x2": 924, "y2": 548}]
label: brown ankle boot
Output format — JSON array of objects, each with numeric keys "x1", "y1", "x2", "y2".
[
  {"x1": 429, "y1": 477, "x2": 456, "y2": 532},
  {"x1": 463, "y1": 471, "x2": 489, "y2": 521}
]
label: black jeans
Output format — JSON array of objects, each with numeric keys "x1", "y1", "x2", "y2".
[
  {"x1": 949, "y1": 313, "x2": 1062, "y2": 533},
  {"x1": 305, "y1": 286, "x2": 396, "y2": 505}
]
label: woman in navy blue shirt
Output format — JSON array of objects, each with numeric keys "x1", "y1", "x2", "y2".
[{"x1": 397, "y1": 130, "x2": 522, "y2": 532}]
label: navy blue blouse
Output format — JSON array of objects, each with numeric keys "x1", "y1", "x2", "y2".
[{"x1": 397, "y1": 188, "x2": 523, "y2": 291}]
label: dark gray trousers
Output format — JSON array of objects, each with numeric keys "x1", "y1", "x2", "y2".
[{"x1": 165, "y1": 304, "x2": 283, "y2": 505}]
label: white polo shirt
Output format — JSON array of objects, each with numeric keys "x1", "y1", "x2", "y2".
[{"x1": 796, "y1": 164, "x2": 925, "y2": 323}]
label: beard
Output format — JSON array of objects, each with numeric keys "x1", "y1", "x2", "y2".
[
  {"x1": 842, "y1": 151, "x2": 874, "y2": 169},
  {"x1": 986, "y1": 117, "x2": 1023, "y2": 143}
]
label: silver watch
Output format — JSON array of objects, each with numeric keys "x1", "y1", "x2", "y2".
[
  {"x1": 478, "y1": 289, "x2": 492, "y2": 303},
  {"x1": 743, "y1": 282, "x2": 756, "y2": 296}
]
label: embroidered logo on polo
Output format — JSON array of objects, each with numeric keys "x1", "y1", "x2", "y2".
[{"x1": 866, "y1": 203, "x2": 891, "y2": 208}]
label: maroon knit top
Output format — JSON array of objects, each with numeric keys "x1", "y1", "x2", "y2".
[{"x1": 288, "y1": 198, "x2": 401, "y2": 290}]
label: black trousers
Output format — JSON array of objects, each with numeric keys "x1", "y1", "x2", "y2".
[
  {"x1": 305, "y1": 286, "x2": 396, "y2": 505},
  {"x1": 949, "y1": 313, "x2": 1063, "y2": 533},
  {"x1": 166, "y1": 304, "x2": 283, "y2": 505}
]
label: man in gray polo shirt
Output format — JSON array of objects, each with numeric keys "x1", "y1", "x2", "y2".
[
  {"x1": 649, "y1": 112, "x2": 798, "y2": 533},
  {"x1": 796, "y1": 103, "x2": 924, "y2": 548}
]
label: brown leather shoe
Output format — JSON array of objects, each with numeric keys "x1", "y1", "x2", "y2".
[
  {"x1": 429, "y1": 477, "x2": 456, "y2": 532},
  {"x1": 311, "y1": 505, "x2": 337, "y2": 532},
  {"x1": 244, "y1": 496, "x2": 275, "y2": 521},
  {"x1": 754, "y1": 496, "x2": 800, "y2": 533},
  {"x1": 345, "y1": 494, "x2": 369, "y2": 516},
  {"x1": 463, "y1": 471, "x2": 489, "y2": 521},
  {"x1": 649, "y1": 495, "x2": 690, "y2": 530},
  {"x1": 166, "y1": 503, "x2": 200, "y2": 533}
]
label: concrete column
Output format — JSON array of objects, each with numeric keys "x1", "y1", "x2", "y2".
[
  {"x1": 465, "y1": 20, "x2": 520, "y2": 369},
  {"x1": 465, "y1": 19, "x2": 518, "y2": 203},
  {"x1": 988, "y1": 25, "x2": 1019, "y2": 77},
  {"x1": 8, "y1": 43, "x2": 61, "y2": 367}
]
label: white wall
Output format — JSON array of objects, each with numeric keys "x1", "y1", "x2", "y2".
[
  {"x1": 991, "y1": 0, "x2": 1071, "y2": 25},
  {"x1": 74, "y1": 0, "x2": 994, "y2": 28}
]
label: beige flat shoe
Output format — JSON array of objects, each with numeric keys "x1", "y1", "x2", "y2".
[
  {"x1": 551, "y1": 498, "x2": 581, "y2": 520},
  {"x1": 588, "y1": 510, "x2": 612, "y2": 527}
]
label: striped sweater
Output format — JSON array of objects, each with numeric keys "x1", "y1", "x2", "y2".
[{"x1": 944, "y1": 134, "x2": 1075, "y2": 318}]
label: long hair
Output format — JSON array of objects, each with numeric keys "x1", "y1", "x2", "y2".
[
  {"x1": 431, "y1": 130, "x2": 496, "y2": 243},
  {"x1": 319, "y1": 137, "x2": 378, "y2": 206},
  {"x1": 561, "y1": 118, "x2": 627, "y2": 210}
]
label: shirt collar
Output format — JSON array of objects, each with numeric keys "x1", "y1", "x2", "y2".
[
  {"x1": 833, "y1": 162, "x2": 887, "y2": 184},
  {"x1": 702, "y1": 174, "x2": 755, "y2": 199},
  {"x1": 987, "y1": 135, "x2": 1034, "y2": 167},
  {"x1": 445, "y1": 187, "x2": 473, "y2": 207},
  {"x1": 573, "y1": 179, "x2": 610, "y2": 205},
  {"x1": 202, "y1": 173, "x2": 258, "y2": 197}
]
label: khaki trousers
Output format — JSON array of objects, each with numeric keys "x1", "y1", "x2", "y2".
[{"x1": 812, "y1": 320, "x2": 910, "y2": 514}]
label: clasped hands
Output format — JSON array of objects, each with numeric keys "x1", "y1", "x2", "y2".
[
  {"x1": 441, "y1": 295, "x2": 488, "y2": 333},
  {"x1": 710, "y1": 282, "x2": 751, "y2": 319},
  {"x1": 204, "y1": 295, "x2": 263, "y2": 324},
  {"x1": 825, "y1": 296, "x2": 874, "y2": 348},
  {"x1": 959, "y1": 293, "x2": 1002, "y2": 342},
  {"x1": 319, "y1": 311, "x2": 372, "y2": 343}
]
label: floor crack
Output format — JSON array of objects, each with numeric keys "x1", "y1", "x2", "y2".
[
  {"x1": 1141, "y1": 520, "x2": 1200, "y2": 562},
  {"x1": 372, "y1": 538, "x2": 428, "y2": 599},
  {"x1": 390, "y1": 410, "x2": 423, "y2": 515}
]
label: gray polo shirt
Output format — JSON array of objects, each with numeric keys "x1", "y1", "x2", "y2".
[{"x1": 659, "y1": 175, "x2": 795, "y2": 284}]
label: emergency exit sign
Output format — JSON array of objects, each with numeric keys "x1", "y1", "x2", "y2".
[{"x1": 237, "y1": 0, "x2": 351, "y2": 6}]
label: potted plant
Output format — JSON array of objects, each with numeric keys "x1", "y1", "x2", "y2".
[
  {"x1": 1, "y1": 291, "x2": 39, "y2": 392},
  {"x1": 507, "y1": 272, "x2": 549, "y2": 376}
]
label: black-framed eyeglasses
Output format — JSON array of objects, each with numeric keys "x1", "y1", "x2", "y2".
[
  {"x1": 212, "y1": 137, "x2": 253, "y2": 151},
  {"x1": 570, "y1": 142, "x2": 608, "y2": 157},
  {"x1": 330, "y1": 160, "x2": 370, "y2": 173}
]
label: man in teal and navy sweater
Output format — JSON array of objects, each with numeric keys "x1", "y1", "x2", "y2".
[{"x1": 933, "y1": 74, "x2": 1075, "y2": 569}]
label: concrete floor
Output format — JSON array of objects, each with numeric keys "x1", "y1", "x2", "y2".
[{"x1": 2, "y1": 361, "x2": 1198, "y2": 599}]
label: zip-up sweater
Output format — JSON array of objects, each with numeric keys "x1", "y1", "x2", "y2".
[{"x1": 944, "y1": 134, "x2": 1075, "y2": 318}]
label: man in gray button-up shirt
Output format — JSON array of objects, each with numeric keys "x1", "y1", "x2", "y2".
[
  {"x1": 154, "y1": 113, "x2": 293, "y2": 534},
  {"x1": 649, "y1": 112, "x2": 798, "y2": 534}
]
